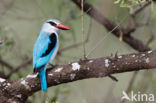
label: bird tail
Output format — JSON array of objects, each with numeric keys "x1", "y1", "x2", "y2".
[{"x1": 39, "y1": 68, "x2": 47, "y2": 91}]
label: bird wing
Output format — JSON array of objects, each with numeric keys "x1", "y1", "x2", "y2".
[{"x1": 33, "y1": 33, "x2": 57, "y2": 71}]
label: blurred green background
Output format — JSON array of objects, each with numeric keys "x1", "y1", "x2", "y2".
[{"x1": 0, "y1": 0, "x2": 156, "y2": 103}]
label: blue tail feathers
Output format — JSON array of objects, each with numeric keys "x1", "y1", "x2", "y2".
[{"x1": 39, "y1": 68, "x2": 47, "y2": 91}]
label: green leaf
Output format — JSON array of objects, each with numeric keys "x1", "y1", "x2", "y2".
[
  {"x1": 4, "y1": 41, "x2": 14, "y2": 47},
  {"x1": 114, "y1": 0, "x2": 121, "y2": 4}
]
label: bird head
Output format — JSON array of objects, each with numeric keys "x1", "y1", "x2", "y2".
[{"x1": 42, "y1": 19, "x2": 70, "y2": 33}]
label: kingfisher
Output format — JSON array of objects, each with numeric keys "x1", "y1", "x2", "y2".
[{"x1": 33, "y1": 19, "x2": 70, "y2": 91}]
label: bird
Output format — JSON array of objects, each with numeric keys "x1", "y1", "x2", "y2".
[{"x1": 33, "y1": 19, "x2": 70, "y2": 91}]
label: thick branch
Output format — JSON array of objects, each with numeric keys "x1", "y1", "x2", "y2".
[
  {"x1": 71, "y1": 0, "x2": 150, "y2": 52},
  {"x1": 0, "y1": 50, "x2": 156, "y2": 102}
]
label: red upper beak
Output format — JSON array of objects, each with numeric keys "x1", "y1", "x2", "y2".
[{"x1": 56, "y1": 24, "x2": 70, "y2": 30}]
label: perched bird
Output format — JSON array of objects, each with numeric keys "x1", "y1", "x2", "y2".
[{"x1": 33, "y1": 19, "x2": 70, "y2": 91}]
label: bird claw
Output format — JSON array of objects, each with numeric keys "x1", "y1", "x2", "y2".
[
  {"x1": 49, "y1": 63, "x2": 57, "y2": 69},
  {"x1": 46, "y1": 64, "x2": 58, "y2": 72},
  {"x1": 80, "y1": 56, "x2": 89, "y2": 62}
]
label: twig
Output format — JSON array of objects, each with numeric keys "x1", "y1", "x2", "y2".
[
  {"x1": 131, "y1": 0, "x2": 152, "y2": 17},
  {"x1": 81, "y1": 0, "x2": 86, "y2": 59},
  {"x1": 6, "y1": 58, "x2": 32, "y2": 78},
  {"x1": 0, "y1": 71, "x2": 7, "y2": 78},
  {"x1": 0, "y1": 58, "x2": 14, "y2": 70},
  {"x1": 124, "y1": 0, "x2": 152, "y2": 35},
  {"x1": 147, "y1": 34, "x2": 154, "y2": 45}
]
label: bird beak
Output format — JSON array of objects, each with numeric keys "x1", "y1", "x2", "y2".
[{"x1": 56, "y1": 24, "x2": 70, "y2": 30}]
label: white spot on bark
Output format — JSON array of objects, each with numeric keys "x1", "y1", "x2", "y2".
[
  {"x1": 132, "y1": 55, "x2": 135, "y2": 57},
  {"x1": 48, "y1": 73, "x2": 53, "y2": 76},
  {"x1": 105, "y1": 59, "x2": 110, "y2": 67},
  {"x1": 118, "y1": 56, "x2": 122, "y2": 58},
  {"x1": 3, "y1": 83, "x2": 6, "y2": 86},
  {"x1": 54, "y1": 80, "x2": 60, "y2": 84},
  {"x1": 0, "y1": 78, "x2": 5, "y2": 82},
  {"x1": 148, "y1": 50, "x2": 152, "y2": 54},
  {"x1": 145, "y1": 58, "x2": 150, "y2": 63},
  {"x1": 55, "y1": 67, "x2": 63, "y2": 72},
  {"x1": 27, "y1": 74, "x2": 37, "y2": 78},
  {"x1": 7, "y1": 83, "x2": 11, "y2": 86},
  {"x1": 89, "y1": 60, "x2": 93, "y2": 63},
  {"x1": 72, "y1": 62, "x2": 80, "y2": 71},
  {"x1": 16, "y1": 94, "x2": 22, "y2": 98},
  {"x1": 141, "y1": 54, "x2": 145, "y2": 56},
  {"x1": 4, "y1": 83, "x2": 11, "y2": 88},
  {"x1": 21, "y1": 79, "x2": 30, "y2": 89},
  {"x1": 31, "y1": 85, "x2": 35, "y2": 88},
  {"x1": 70, "y1": 74, "x2": 76, "y2": 80},
  {"x1": 135, "y1": 60, "x2": 138, "y2": 62},
  {"x1": 87, "y1": 67, "x2": 90, "y2": 70},
  {"x1": 21, "y1": 80, "x2": 26, "y2": 85}
]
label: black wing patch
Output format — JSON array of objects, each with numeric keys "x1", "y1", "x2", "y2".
[{"x1": 41, "y1": 33, "x2": 57, "y2": 57}]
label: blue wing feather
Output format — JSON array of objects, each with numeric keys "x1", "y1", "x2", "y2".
[{"x1": 33, "y1": 31, "x2": 57, "y2": 70}]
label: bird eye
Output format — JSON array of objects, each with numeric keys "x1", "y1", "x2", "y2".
[{"x1": 48, "y1": 22, "x2": 57, "y2": 26}]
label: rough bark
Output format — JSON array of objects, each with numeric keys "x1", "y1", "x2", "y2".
[{"x1": 0, "y1": 50, "x2": 156, "y2": 103}]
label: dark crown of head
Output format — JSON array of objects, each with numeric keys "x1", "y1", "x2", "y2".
[{"x1": 48, "y1": 21, "x2": 57, "y2": 26}]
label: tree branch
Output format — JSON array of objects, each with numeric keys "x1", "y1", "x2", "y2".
[
  {"x1": 131, "y1": 0, "x2": 152, "y2": 18},
  {"x1": 71, "y1": 0, "x2": 150, "y2": 52},
  {"x1": 0, "y1": 50, "x2": 156, "y2": 102},
  {"x1": 6, "y1": 58, "x2": 32, "y2": 78},
  {"x1": 0, "y1": 58, "x2": 14, "y2": 70},
  {"x1": 124, "y1": 0, "x2": 152, "y2": 35}
]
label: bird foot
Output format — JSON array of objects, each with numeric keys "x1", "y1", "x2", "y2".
[
  {"x1": 49, "y1": 63, "x2": 57, "y2": 69},
  {"x1": 80, "y1": 56, "x2": 89, "y2": 62},
  {"x1": 46, "y1": 64, "x2": 58, "y2": 72}
]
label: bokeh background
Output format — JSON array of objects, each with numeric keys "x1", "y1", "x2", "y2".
[{"x1": 0, "y1": 0, "x2": 156, "y2": 103}]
